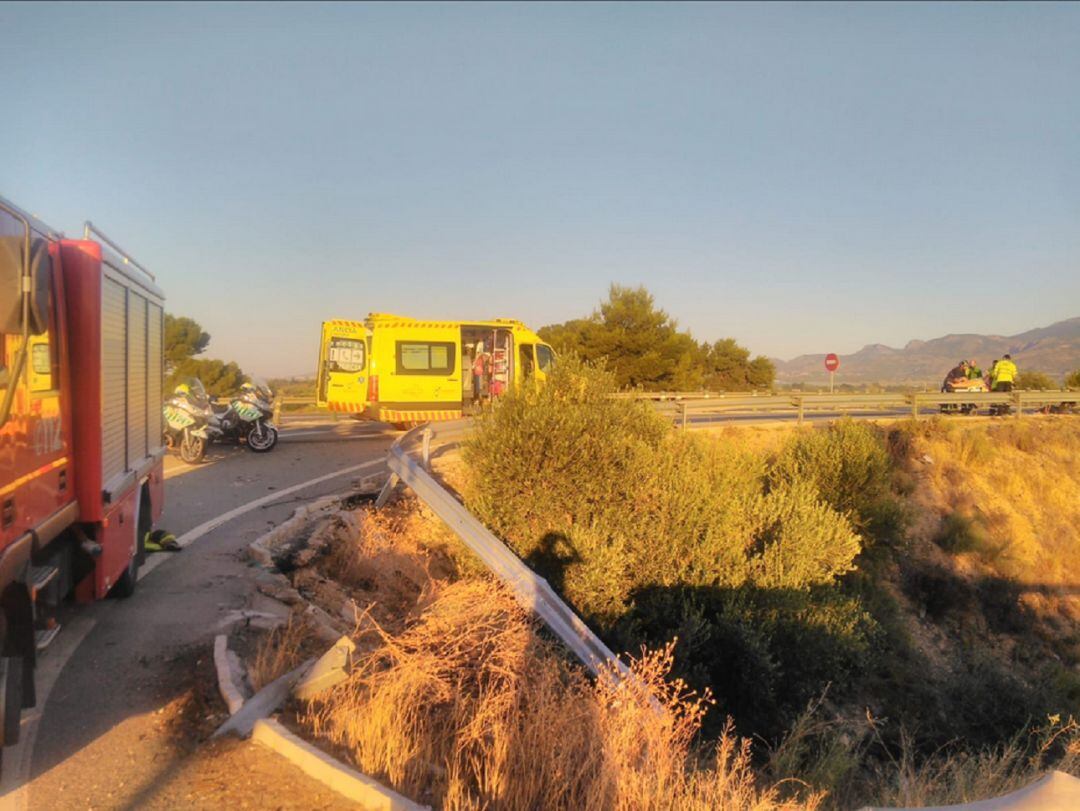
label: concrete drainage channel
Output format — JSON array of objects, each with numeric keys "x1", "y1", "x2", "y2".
[{"x1": 211, "y1": 482, "x2": 429, "y2": 811}]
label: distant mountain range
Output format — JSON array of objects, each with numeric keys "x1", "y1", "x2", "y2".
[{"x1": 774, "y1": 317, "x2": 1080, "y2": 384}]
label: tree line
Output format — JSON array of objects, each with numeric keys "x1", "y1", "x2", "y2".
[
  {"x1": 164, "y1": 314, "x2": 245, "y2": 396},
  {"x1": 538, "y1": 284, "x2": 774, "y2": 392}
]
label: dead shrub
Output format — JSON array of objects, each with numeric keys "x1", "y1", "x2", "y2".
[
  {"x1": 304, "y1": 578, "x2": 820, "y2": 810},
  {"x1": 317, "y1": 501, "x2": 458, "y2": 631},
  {"x1": 248, "y1": 615, "x2": 311, "y2": 692}
]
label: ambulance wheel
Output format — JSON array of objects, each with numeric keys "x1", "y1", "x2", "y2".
[
  {"x1": 247, "y1": 423, "x2": 278, "y2": 452},
  {"x1": 0, "y1": 655, "x2": 24, "y2": 746},
  {"x1": 180, "y1": 434, "x2": 207, "y2": 464}
]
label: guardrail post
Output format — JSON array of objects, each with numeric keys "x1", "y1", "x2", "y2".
[
  {"x1": 374, "y1": 473, "x2": 399, "y2": 509},
  {"x1": 679, "y1": 402, "x2": 687, "y2": 430},
  {"x1": 272, "y1": 399, "x2": 282, "y2": 424},
  {"x1": 911, "y1": 394, "x2": 919, "y2": 419},
  {"x1": 1014, "y1": 392, "x2": 1023, "y2": 420},
  {"x1": 422, "y1": 426, "x2": 433, "y2": 470}
]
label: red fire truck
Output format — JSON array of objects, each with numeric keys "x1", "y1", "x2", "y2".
[{"x1": 0, "y1": 195, "x2": 164, "y2": 747}]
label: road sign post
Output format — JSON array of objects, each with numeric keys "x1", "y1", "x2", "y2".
[{"x1": 825, "y1": 353, "x2": 840, "y2": 393}]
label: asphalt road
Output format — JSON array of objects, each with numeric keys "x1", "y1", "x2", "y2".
[{"x1": 0, "y1": 418, "x2": 396, "y2": 810}]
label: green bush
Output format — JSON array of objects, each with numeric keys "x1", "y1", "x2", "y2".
[
  {"x1": 933, "y1": 512, "x2": 989, "y2": 554},
  {"x1": 1066, "y1": 369, "x2": 1080, "y2": 390},
  {"x1": 618, "y1": 584, "x2": 877, "y2": 739},
  {"x1": 770, "y1": 420, "x2": 903, "y2": 540},
  {"x1": 464, "y1": 359, "x2": 864, "y2": 625},
  {"x1": 462, "y1": 356, "x2": 667, "y2": 558},
  {"x1": 1014, "y1": 370, "x2": 1057, "y2": 390},
  {"x1": 749, "y1": 481, "x2": 861, "y2": 589}
]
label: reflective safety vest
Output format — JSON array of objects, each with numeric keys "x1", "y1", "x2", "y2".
[{"x1": 995, "y1": 359, "x2": 1017, "y2": 383}]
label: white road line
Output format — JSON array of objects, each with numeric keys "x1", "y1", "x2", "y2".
[
  {"x1": 0, "y1": 457, "x2": 386, "y2": 808},
  {"x1": 139, "y1": 458, "x2": 385, "y2": 581}
]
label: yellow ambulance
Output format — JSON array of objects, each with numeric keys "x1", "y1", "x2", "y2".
[{"x1": 315, "y1": 313, "x2": 555, "y2": 427}]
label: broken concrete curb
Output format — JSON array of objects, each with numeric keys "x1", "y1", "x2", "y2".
[
  {"x1": 252, "y1": 718, "x2": 429, "y2": 811},
  {"x1": 248, "y1": 494, "x2": 344, "y2": 568},
  {"x1": 213, "y1": 634, "x2": 246, "y2": 716},
  {"x1": 212, "y1": 658, "x2": 314, "y2": 739}
]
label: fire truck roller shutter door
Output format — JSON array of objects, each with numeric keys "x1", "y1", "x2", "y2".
[
  {"x1": 101, "y1": 279, "x2": 127, "y2": 486},
  {"x1": 147, "y1": 303, "x2": 164, "y2": 450},
  {"x1": 127, "y1": 293, "x2": 148, "y2": 465}
]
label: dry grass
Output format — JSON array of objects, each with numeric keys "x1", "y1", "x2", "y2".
[
  {"x1": 316, "y1": 499, "x2": 460, "y2": 632},
  {"x1": 903, "y1": 419, "x2": 1080, "y2": 586},
  {"x1": 867, "y1": 716, "x2": 1080, "y2": 807},
  {"x1": 304, "y1": 578, "x2": 821, "y2": 810},
  {"x1": 248, "y1": 615, "x2": 311, "y2": 692}
]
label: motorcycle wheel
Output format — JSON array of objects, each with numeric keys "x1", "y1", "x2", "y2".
[
  {"x1": 247, "y1": 423, "x2": 278, "y2": 453},
  {"x1": 180, "y1": 434, "x2": 207, "y2": 463}
]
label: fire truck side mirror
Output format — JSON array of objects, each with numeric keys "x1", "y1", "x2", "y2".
[
  {"x1": 26, "y1": 239, "x2": 52, "y2": 336},
  {"x1": 0, "y1": 235, "x2": 24, "y2": 334},
  {"x1": 0, "y1": 236, "x2": 51, "y2": 336}
]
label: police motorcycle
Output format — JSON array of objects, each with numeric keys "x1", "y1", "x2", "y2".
[
  {"x1": 163, "y1": 379, "x2": 217, "y2": 463},
  {"x1": 210, "y1": 379, "x2": 279, "y2": 453}
]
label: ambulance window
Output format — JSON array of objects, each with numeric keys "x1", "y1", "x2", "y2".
[
  {"x1": 328, "y1": 337, "x2": 365, "y2": 373},
  {"x1": 537, "y1": 345, "x2": 555, "y2": 374},
  {"x1": 519, "y1": 344, "x2": 535, "y2": 379},
  {"x1": 396, "y1": 341, "x2": 456, "y2": 375}
]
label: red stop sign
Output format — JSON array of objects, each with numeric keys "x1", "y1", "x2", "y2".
[{"x1": 825, "y1": 353, "x2": 840, "y2": 372}]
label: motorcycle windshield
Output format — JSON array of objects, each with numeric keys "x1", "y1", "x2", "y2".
[
  {"x1": 183, "y1": 378, "x2": 211, "y2": 409},
  {"x1": 250, "y1": 377, "x2": 274, "y2": 404}
]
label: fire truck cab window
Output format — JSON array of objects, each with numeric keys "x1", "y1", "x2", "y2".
[{"x1": 396, "y1": 341, "x2": 455, "y2": 375}]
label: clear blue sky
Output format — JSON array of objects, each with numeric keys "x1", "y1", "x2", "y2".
[{"x1": 2, "y1": 2, "x2": 1078, "y2": 377}]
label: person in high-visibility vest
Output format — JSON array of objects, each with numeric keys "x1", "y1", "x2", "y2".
[
  {"x1": 993, "y1": 354, "x2": 1018, "y2": 392},
  {"x1": 966, "y1": 360, "x2": 983, "y2": 380}
]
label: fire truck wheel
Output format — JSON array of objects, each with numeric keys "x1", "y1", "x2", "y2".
[
  {"x1": 0, "y1": 655, "x2": 24, "y2": 746},
  {"x1": 112, "y1": 503, "x2": 149, "y2": 599}
]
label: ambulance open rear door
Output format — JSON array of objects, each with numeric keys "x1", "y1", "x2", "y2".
[{"x1": 316, "y1": 320, "x2": 369, "y2": 414}]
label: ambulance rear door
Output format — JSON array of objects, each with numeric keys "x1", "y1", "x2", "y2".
[{"x1": 316, "y1": 320, "x2": 369, "y2": 414}]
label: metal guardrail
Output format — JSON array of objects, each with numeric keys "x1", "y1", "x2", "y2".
[
  {"x1": 379, "y1": 420, "x2": 629, "y2": 681},
  {"x1": 671, "y1": 390, "x2": 1078, "y2": 427},
  {"x1": 271, "y1": 397, "x2": 332, "y2": 423}
]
